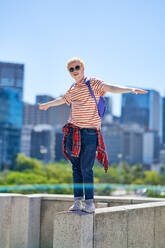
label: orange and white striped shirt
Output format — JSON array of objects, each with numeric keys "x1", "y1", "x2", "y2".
[{"x1": 62, "y1": 77, "x2": 106, "y2": 129}]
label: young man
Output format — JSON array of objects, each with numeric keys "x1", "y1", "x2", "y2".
[{"x1": 38, "y1": 57, "x2": 147, "y2": 213}]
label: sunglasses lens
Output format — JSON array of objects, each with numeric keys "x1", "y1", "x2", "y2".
[
  {"x1": 69, "y1": 67, "x2": 74, "y2": 72},
  {"x1": 75, "y1": 65, "x2": 80, "y2": 70}
]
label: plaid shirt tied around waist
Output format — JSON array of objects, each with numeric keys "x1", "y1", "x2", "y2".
[{"x1": 62, "y1": 123, "x2": 109, "y2": 173}]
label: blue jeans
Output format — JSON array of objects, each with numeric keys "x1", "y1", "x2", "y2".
[{"x1": 66, "y1": 128, "x2": 98, "y2": 202}]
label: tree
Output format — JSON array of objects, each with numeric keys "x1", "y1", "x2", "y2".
[{"x1": 15, "y1": 154, "x2": 43, "y2": 172}]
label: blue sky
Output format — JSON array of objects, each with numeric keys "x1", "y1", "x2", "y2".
[{"x1": 0, "y1": 0, "x2": 164, "y2": 116}]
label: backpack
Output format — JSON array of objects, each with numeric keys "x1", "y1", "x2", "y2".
[{"x1": 69, "y1": 78, "x2": 106, "y2": 118}]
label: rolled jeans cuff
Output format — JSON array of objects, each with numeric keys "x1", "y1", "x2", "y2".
[
  {"x1": 74, "y1": 196, "x2": 84, "y2": 201},
  {"x1": 85, "y1": 198, "x2": 94, "y2": 204}
]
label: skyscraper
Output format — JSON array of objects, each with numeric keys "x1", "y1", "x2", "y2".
[
  {"x1": 0, "y1": 62, "x2": 24, "y2": 167},
  {"x1": 121, "y1": 89, "x2": 162, "y2": 137},
  {"x1": 0, "y1": 62, "x2": 24, "y2": 101},
  {"x1": 0, "y1": 88, "x2": 23, "y2": 128},
  {"x1": 162, "y1": 97, "x2": 165, "y2": 145},
  {"x1": 23, "y1": 94, "x2": 70, "y2": 127}
]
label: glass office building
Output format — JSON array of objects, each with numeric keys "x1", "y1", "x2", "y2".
[
  {"x1": 0, "y1": 62, "x2": 24, "y2": 167},
  {"x1": 0, "y1": 88, "x2": 23, "y2": 128},
  {"x1": 0, "y1": 62, "x2": 24, "y2": 101},
  {"x1": 0, "y1": 124, "x2": 21, "y2": 169},
  {"x1": 163, "y1": 97, "x2": 165, "y2": 145},
  {"x1": 121, "y1": 89, "x2": 161, "y2": 135},
  {"x1": 121, "y1": 90, "x2": 150, "y2": 128}
]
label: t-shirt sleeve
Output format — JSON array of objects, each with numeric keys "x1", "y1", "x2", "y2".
[
  {"x1": 62, "y1": 88, "x2": 72, "y2": 105},
  {"x1": 90, "y1": 78, "x2": 106, "y2": 96}
]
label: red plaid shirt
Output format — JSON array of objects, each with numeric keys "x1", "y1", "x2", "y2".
[{"x1": 62, "y1": 123, "x2": 109, "y2": 173}]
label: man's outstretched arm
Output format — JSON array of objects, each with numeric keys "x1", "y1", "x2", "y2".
[
  {"x1": 102, "y1": 82, "x2": 148, "y2": 94},
  {"x1": 38, "y1": 96, "x2": 66, "y2": 111}
]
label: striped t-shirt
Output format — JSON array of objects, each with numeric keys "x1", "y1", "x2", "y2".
[{"x1": 62, "y1": 77, "x2": 106, "y2": 129}]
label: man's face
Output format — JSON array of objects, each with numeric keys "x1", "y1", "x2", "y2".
[{"x1": 68, "y1": 61, "x2": 84, "y2": 81}]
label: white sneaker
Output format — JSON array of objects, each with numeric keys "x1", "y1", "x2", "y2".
[
  {"x1": 69, "y1": 200, "x2": 83, "y2": 211},
  {"x1": 82, "y1": 202, "x2": 95, "y2": 213}
]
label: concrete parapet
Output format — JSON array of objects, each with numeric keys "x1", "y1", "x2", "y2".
[
  {"x1": 40, "y1": 199, "x2": 73, "y2": 248},
  {"x1": 94, "y1": 201, "x2": 165, "y2": 248},
  {"x1": 39, "y1": 194, "x2": 165, "y2": 248},
  {"x1": 1, "y1": 194, "x2": 165, "y2": 248},
  {"x1": 94, "y1": 206, "x2": 128, "y2": 248},
  {"x1": 53, "y1": 211, "x2": 93, "y2": 248},
  {"x1": 0, "y1": 194, "x2": 41, "y2": 248}
]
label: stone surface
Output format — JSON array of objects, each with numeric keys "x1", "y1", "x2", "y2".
[
  {"x1": 127, "y1": 204, "x2": 155, "y2": 248},
  {"x1": 154, "y1": 203, "x2": 165, "y2": 248},
  {"x1": 0, "y1": 195, "x2": 12, "y2": 248},
  {"x1": 53, "y1": 211, "x2": 93, "y2": 248},
  {"x1": 40, "y1": 199, "x2": 73, "y2": 248},
  {"x1": 95, "y1": 202, "x2": 108, "y2": 208},
  {"x1": 94, "y1": 207, "x2": 128, "y2": 248},
  {"x1": 0, "y1": 194, "x2": 41, "y2": 248}
]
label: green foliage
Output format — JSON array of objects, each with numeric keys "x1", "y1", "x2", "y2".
[
  {"x1": 0, "y1": 153, "x2": 165, "y2": 196},
  {"x1": 144, "y1": 171, "x2": 160, "y2": 185},
  {"x1": 15, "y1": 154, "x2": 43, "y2": 172}
]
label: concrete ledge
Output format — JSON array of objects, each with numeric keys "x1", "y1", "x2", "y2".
[
  {"x1": 0, "y1": 194, "x2": 41, "y2": 248},
  {"x1": 94, "y1": 202, "x2": 165, "y2": 248},
  {"x1": 39, "y1": 194, "x2": 165, "y2": 248},
  {"x1": 1, "y1": 194, "x2": 165, "y2": 248},
  {"x1": 53, "y1": 211, "x2": 93, "y2": 248}
]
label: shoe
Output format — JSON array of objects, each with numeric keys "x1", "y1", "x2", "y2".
[
  {"x1": 82, "y1": 202, "x2": 95, "y2": 213},
  {"x1": 68, "y1": 200, "x2": 83, "y2": 211}
]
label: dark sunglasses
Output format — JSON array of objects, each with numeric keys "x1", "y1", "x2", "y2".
[{"x1": 69, "y1": 65, "x2": 81, "y2": 72}]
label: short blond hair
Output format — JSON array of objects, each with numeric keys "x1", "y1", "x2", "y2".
[{"x1": 67, "y1": 57, "x2": 85, "y2": 70}]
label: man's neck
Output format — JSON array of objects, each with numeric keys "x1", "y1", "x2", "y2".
[{"x1": 75, "y1": 75, "x2": 85, "y2": 84}]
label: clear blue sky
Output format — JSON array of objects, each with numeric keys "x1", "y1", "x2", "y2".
[{"x1": 0, "y1": 0, "x2": 164, "y2": 116}]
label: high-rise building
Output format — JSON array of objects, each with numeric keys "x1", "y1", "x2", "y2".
[
  {"x1": 0, "y1": 62, "x2": 24, "y2": 167},
  {"x1": 20, "y1": 125, "x2": 33, "y2": 157},
  {"x1": 102, "y1": 122, "x2": 143, "y2": 165},
  {"x1": 162, "y1": 97, "x2": 165, "y2": 145},
  {"x1": 36, "y1": 95, "x2": 54, "y2": 104},
  {"x1": 23, "y1": 95, "x2": 70, "y2": 127},
  {"x1": 121, "y1": 89, "x2": 162, "y2": 137},
  {"x1": 30, "y1": 124, "x2": 55, "y2": 163},
  {"x1": 0, "y1": 124, "x2": 21, "y2": 169},
  {"x1": 0, "y1": 88, "x2": 23, "y2": 128},
  {"x1": 0, "y1": 62, "x2": 24, "y2": 101},
  {"x1": 54, "y1": 132, "x2": 67, "y2": 162},
  {"x1": 143, "y1": 131, "x2": 160, "y2": 164}
]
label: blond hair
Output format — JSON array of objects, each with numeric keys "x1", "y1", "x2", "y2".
[{"x1": 67, "y1": 57, "x2": 85, "y2": 70}]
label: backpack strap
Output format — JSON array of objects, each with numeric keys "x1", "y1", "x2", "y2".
[
  {"x1": 69, "y1": 83, "x2": 75, "y2": 90},
  {"x1": 85, "y1": 79, "x2": 99, "y2": 108}
]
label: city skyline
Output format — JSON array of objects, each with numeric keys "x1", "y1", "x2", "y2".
[{"x1": 0, "y1": 0, "x2": 164, "y2": 116}]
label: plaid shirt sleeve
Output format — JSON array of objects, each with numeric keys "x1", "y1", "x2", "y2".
[{"x1": 90, "y1": 77, "x2": 106, "y2": 96}]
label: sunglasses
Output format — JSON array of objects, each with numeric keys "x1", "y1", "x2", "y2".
[{"x1": 69, "y1": 65, "x2": 81, "y2": 72}]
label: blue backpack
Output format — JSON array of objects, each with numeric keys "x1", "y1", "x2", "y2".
[{"x1": 69, "y1": 78, "x2": 106, "y2": 118}]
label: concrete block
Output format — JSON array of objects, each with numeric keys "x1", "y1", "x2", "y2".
[
  {"x1": 94, "y1": 207, "x2": 128, "y2": 248},
  {"x1": 127, "y1": 205, "x2": 154, "y2": 248},
  {"x1": 95, "y1": 202, "x2": 108, "y2": 208},
  {"x1": 53, "y1": 211, "x2": 93, "y2": 248},
  {"x1": 10, "y1": 195, "x2": 41, "y2": 248},
  {"x1": 40, "y1": 199, "x2": 73, "y2": 248},
  {"x1": 27, "y1": 195, "x2": 41, "y2": 248},
  {"x1": 154, "y1": 203, "x2": 165, "y2": 248},
  {"x1": 0, "y1": 195, "x2": 12, "y2": 248},
  {"x1": 0, "y1": 194, "x2": 41, "y2": 248}
]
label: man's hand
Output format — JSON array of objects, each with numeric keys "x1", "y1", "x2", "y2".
[
  {"x1": 38, "y1": 103, "x2": 49, "y2": 111},
  {"x1": 131, "y1": 88, "x2": 148, "y2": 95}
]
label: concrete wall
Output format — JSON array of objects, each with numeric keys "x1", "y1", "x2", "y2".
[
  {"x1": 0, "y1": 194, "x2": 165, "y2": 248},
  {"x1": 39, "y1": 194, "x2": 165, "y2": 248},
  {"x1": 0, "y1": 194, "x2": 41, "y2": 248},
  {"x1": 53, "y1": 201, "x2": 165, "y2": 248}
]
